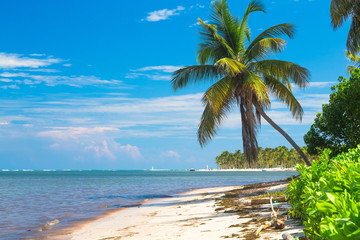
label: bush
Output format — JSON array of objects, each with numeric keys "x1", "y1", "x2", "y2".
[
  {"x1": 286, "y1": 146, "x2": 360, "y2": 239},
  {"x1": 304, "y1": 70, "x2": 360, "y2": 157}
]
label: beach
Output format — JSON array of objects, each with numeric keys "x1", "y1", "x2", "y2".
[
  {"x1": 67, "y1": 179, "x2": 303, "y2": 240},
  {"x1": 1, "y1": 170, "x2": 298, "y2": 239}
]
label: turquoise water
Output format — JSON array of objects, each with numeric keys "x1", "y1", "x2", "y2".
[{"x1": 0, "y1": 170, "x2": 297, "y2": 239}]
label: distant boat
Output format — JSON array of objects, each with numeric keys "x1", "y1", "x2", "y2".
[
  {"x1": 262, "y1": 169, "x2": 267, "y2": 172},
  {"x1": 189, "y1": 168, "x2": 195, "y2": 171},
  {"x1": 149, "y1": 166, "x2": 168, "y2": 171}
]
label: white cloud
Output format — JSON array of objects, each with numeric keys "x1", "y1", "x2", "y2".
[
  {"x1": 118, "y1": 144, "x2": 142, "y2": 160},
  {"x1": 0, "y1": 84, "x2": 19, "y2": 90},
  {"x1": 128, "y1": 65, "x2": 182, "y2": 81},
  {"x1": 309, "y1": 81, "x2": 336, "y2": 88},
  {"x1": 134, "y1": 65, "x2": 183, "y2": 73},
  {"x1": 29, "y1": 53, "x2": 46, "y2": 57},
  {"x1": 126, "y1": 72, "x2": 171, "y2": 81},
  {"x1": 0, "y1": 122, "x2": 9, "y2": 125},
  {"x1": 84, "y1": 140, "x2": 116, "y2": 160},
  {"x1": 0, "y1": 78, "x2": 13, "y2": 82},
  {"x1": 145, "y1": 6, "x2": 185, "y2": 22},
  {"x1": 38, "y1": 127, "x2": 119, "y2": 140},
  {"x1": 163, "y1": 150, "x2": 180, "y2": 159},
  {"x1": 0, "y1": 72, "x2": 124, "y2": 87},
  {"x1": 0, "y1": 53, "x2": 61, "y2": 69},
  {"x1": 190, "y1": 4, "x2": 205, "y2": 9}
]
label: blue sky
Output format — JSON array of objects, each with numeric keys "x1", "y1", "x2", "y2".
[{"x1": 0, "y1": 0, "x2": 352, "y2": 170}]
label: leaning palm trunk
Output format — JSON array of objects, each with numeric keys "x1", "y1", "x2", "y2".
[{"x1": 253, "y1": 101, "x2": 312, "y2": 166}]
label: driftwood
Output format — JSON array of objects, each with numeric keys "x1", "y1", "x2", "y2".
[
  {"x1": 282, "y1": 232, "x2": 294, "y2": 240},
  {"x1": 255, "y1": 196, "x2": 277, "y2": 236},
  {"x1": 251, "y1": 196, "x2": 286, "y2": 205},
  {"x1": 255, "y1": 196, "x2": 285, "y2": 236},
  {"x1": 275, "y1": 219, "x2": 285, "y2": 229}
]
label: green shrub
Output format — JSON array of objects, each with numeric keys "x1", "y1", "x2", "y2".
[{"x1": 286, "y1": 146, "x2": 360, "y2": 239}]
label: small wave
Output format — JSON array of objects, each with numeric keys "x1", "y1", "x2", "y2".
[{"x1": 34, "y1": 219, "x2": 60, "y2": 232}]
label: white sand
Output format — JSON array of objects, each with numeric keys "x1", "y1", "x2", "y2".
[
  {"x1": 68, "y1": 184, "x2": 303, "y2": 240},
  {"x1": 69, "y1": 186, "x2": 248, "y2": 240}
]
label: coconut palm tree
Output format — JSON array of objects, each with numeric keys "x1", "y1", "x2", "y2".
[
  {"x1": 171, "y1": 0, "x2": 312, "y2": 166},
  {"x1": 345, "y1": 50, "x2": 360, "y2": 73},
  {"x1": 330, "y1": 0, "x2": 360, "y2": 54}
]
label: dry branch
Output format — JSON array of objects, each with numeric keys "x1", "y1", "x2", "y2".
[
  {"x1": 255, "y1": 196, "x2": 285, "y2": 236},
  {"x1": 251, "y1": 196, "x2": 286, "y2": 205},
  {"x1": 282, "y1": 232, "x2": 294, "y2": 240}
]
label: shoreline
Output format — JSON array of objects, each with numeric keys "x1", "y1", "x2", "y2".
[
  {"x1": 46, "y1": 185, "x2": 243, "y2": 240},
  {"x1": 56, "y1": 178, "x2": 302, "y2": 240}
]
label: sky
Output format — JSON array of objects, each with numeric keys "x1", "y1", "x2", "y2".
[{"x1": 0, "y1": 0, "x2": 352, "y2": 170}]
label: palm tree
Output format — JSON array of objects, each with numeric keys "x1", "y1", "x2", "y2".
[
  {"x1": 345, "y1": 50, "x2": 360, "y2": 73},
  {"x1": 171, "y1": 0, "x2": 312, "y2": 166},
  {"x1": 330, "y1": 0, "x2": 360, "y2": 54}
]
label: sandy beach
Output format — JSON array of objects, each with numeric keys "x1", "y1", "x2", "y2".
[{"x1": 65, "y1": 180, "x2": 303, "y2": 240}]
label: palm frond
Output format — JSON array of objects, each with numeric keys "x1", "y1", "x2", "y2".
[
  {"x1": 198, "y1": 18, "x2": 236, "y2": 59},
  {"x1": 251, "y1": 60, "x2": 310, "y2": 88},
  {"x1": 347, "y1": 16, "x2": 360, "y2": 54},
  {"x1": 197, "y1": 41, "x2": 229, "y2": 65},
  {"x1": 263, "y1": 75, "x2": 304, "y2": 120},
  {"x1": 242, "y1": 71, "x2": 270, "y2": 106},
  {"x1": 245, "y1": 23, "x2": 295, "y2": 61},
  {"x1": 346, "y1": 65, "x2": 359, "y2": 74},
  {"x1": 198, "y1": 76, "x2": 235, "y2": 146},
  {"x1": 345, "y1": 50, "x2": 360, "y2": 74},
  {"x1": 330, "y1": 0, "x2": 355, "y2": 29},
  {"x1": 210, "y1": 0, "x2": 240, "y2": 54},
  {"x1": 245, "y1": 38, "x2": 287, "y2": 61},
  {"x1": 346, "y1": 50, "x2": 360, "y2": 64},
  {"x1": 171, "y1": 65, "x2": 220, "y2": 91},
  {"x1": 330, "y1": 0, "x2": 360, "y2": 53},
  {"x1": 237, "y1": 0, "x2": 266, "y2": 54},
  {"x1": 215, "y1": 58, "x2": 247, "y2": 76}
]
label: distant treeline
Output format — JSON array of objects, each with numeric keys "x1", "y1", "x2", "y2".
[{"x1": 215, "y1": 146, "x2": 318, "y2": 169}]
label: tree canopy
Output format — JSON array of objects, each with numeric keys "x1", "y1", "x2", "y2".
[
  {"x1": 215, "y1": 146, "x2": 317, "y2": 169},
  {"x1": 304, "y1": 70, "x2": 360, "y2": 156},
  {"x1": 171, "y1": 0, "x2": 311, "y2": 166}
]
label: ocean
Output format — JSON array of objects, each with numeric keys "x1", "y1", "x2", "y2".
[{"x1": 0, "y1": 170, "x2": 297, "y2": 239}]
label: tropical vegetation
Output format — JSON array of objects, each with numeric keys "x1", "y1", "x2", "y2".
[
  {"x1": 287, "y1": 146, "x2": 360, "y2": 239},
  {"x1": 346, "y1": 50, "x2": 360, "y2": 74},
  {"x1": 331, "y1": 0, "x2": 360, "y2": 53},
  {"x1": 171, "y1": 0, "x2": 312, "y2": 166},
  {"x1": 215, "y1": 146, "x2": 317, "y2": 169},
  {"x1": 304, "y1": 70, "x2": 360, "y2": 157}
]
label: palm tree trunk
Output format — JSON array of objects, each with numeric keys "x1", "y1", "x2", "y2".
[{"x1": 253, "y1": 102, "x2": 312, "y2": 166}]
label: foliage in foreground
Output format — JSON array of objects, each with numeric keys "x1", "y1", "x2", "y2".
[
  {"x1": 286, "y1": 146, "x2": 360, "y2": 239},
  {"x1": 304, "y1": 70, "x2": 360, "y2": 157},
  {"x1": 215, "y1": 146, "x2": 317, "y2": 169}
]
